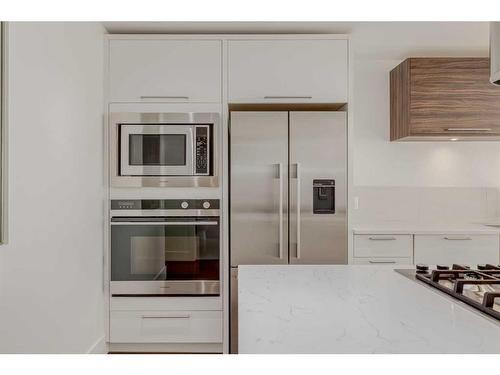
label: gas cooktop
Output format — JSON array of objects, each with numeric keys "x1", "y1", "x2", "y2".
[{"x1": 396, "y1": 264, "x2": 500, "y2": 322}]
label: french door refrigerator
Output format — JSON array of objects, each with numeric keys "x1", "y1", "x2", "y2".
[{"x1": 229, "y1": 111, "x2": 347, "y2": 352}]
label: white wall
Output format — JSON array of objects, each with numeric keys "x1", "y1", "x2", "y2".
[{"x1": 0, "y1": 22, "x2": 105, "y2": 353}]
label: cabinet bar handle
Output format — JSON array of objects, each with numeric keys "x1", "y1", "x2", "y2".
[
  {"x1": 142, "y1": 314, "x2": 191, "y2": 319},
  {"x1": 264, "y1": 96, "x2": 312, "y2": 99},
  {"x1": 368, "y1": 237, "x2": 397, "y2": 241},
  {"x1": 369, "y1": 260, "x2": 397, "y2": 264},
  {"x1": 296, "y1": 163, "x2": 301, "y2": 259},
  {"x1": 140, "y1": 96, "x2": 190, "y2": 100},
  {"x1": 445, "y1": 128, "x2": 491, "y2": 132},
  {"x1": 277, "y1": 163, "x2": 284, "y2": 259},
  {"x1": 443, "y1": 236, "x2": 472, "y2": 240},
  {"x1": 111, "y1": 221, "x2": 218, "y2": 226}
]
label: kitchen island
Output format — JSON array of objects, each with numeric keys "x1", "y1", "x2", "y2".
[{"x1": 238, "y1": 265, "x2": 500, "y2": 353}]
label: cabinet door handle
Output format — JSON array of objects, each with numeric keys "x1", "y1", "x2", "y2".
[
  {"x1": 296, "y1": 163, "x2": 301, "y2": 259},
  {"x1": 277, "y1": 163, "x2": 284, "y2": 259},
  {"x1": 140, "y1": 95, "x2": 190, "y2": 100},
  {"x1": 443, "y1": 236, "x2": 472, "y2": 240},
  {"x1": 369, "y1": 260, "x2": 397, "y2": 264},
  {"x1": 264, "y1": 96, "x2": 312, "y2": 99},
  {"x1": 142, "y1": 314, "x2": 191, "y2": 319},
  {"x1": 368, "y1": 237, "x2": 397, "y2": 241},
  {"x1": 445, "y1": 128, "x2": 491, "y2": 132},
  {"x1": 111, "y1": 221, "x2": 218, "y2": 226}
]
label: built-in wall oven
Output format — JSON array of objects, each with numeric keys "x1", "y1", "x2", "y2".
[
  {"x1": 110, "y1": 199, "x2": 220, "y2": 296},
  {"x1": 110, "y1": 112, "x2": 219, "y2": 187}
]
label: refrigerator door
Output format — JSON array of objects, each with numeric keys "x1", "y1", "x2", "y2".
[
  {"x1": 230, "y1": 111, "x2": 289, "y2": 265},
  {"x1": 289, "y1": 111, "x2": 347, "y2": 264}
]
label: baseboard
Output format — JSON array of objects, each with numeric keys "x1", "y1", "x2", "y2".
[{"x1": 87, "y1": 336, "x2": 107, "y2": 354}]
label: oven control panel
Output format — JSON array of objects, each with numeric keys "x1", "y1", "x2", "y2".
[
  {"x1": 111, "y1": 199, "x2": 220, "y2": 210},
  {"x1": 195, "y1": 125, "x2": 210, "y2": 175}
]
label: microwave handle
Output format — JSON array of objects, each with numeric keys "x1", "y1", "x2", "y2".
[{"x1": 110, "y1": 221, "x2": 218, "y2": 226}]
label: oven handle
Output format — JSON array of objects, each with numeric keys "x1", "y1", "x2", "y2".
[{"x1": 111, "y1": 221, "x2": 219, "y2": 226}]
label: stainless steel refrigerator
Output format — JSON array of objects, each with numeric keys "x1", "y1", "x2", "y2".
[{"x1": 229, "y1": 111, "x2": 347, "y2": 353}]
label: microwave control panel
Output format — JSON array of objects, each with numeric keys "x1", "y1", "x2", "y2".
[{"x1": 195, "y1": 125, "x2": 210, "y2": 175}]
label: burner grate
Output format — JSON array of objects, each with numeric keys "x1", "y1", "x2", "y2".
[{"x1": 416, "y1": 264, "x2": 500, "y2": 321}]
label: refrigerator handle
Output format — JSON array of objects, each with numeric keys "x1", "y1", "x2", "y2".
[
  {"x1": 278, "y1": 163, "x2": 284, "y2": 259},
  {"x1": 296, "y1": 162, "x2": 301, "y2": 259}
]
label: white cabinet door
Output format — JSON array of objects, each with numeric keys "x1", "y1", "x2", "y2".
[
  {"x1": 110, "y1": 310, "x2": 223, "y2": 343},
  {"x1": 228, "y1": 39, "x2": 348, "y2": 103},
  {"x1": 354, "y1": 234, "x2": 413, "y2": 258},
  {"x1": 414, "y1": 234, "x2": 500, "y2": 265},
  {"x1": 109, "y1": 40, "x2": 222, "y2": 102}
]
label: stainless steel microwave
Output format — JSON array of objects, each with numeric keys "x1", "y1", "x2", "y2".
[{"x1": 110, "y1": 112, "x2": 219, "y2": 188}]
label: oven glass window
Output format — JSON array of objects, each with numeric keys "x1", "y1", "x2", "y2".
[
  {"x1": 129, "y1": 134, "x2": 186, "y2": 166},
  {"x1": 111, "y1": 219, "x2": 219, "y2": 282}
]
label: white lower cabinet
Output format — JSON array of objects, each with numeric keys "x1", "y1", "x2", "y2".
[
  {"x1": 110, "y1": 310, "x2": 223, "y2": 344},
  {"x1": 414, "y1": 234, "x2": 500, "y2": 265},
  {"x1": 353, "y1": 234, "x2": 413, "y2": 264}
]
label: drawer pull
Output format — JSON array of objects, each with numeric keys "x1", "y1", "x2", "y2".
[
  {"x1": 368, "y1": 237, "x2": 397, "y2": 241},
  {"x1": 443, "y1": 236, "x2": 472, "y2": 241},
  {"x1": 140, "y1": 95, "x2": 190, "y2": 100},
  {"x1": 141, "y1": 314, "x2": 191, "y2": 319},
  {"x1": 445, "y1": 128, "x2": 491, "y2": 132},
  {"x1": 263, "y1": 96, "x2": 313, "y2": 99},
  {"x1": 369, "y1": 260, "x2": 396, "y2": 264}
]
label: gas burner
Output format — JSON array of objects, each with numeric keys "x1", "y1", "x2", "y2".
[
  {"x1": 452, "y1": 264, "x2": 470, "y2": 270},
  {"x1": 412, "y1": 264, "x2": 500, "y2": 321},
  {"x1": 416, "y1": 264, "x2": 429, "y2": 273}
]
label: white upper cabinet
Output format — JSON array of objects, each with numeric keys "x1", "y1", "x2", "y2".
[
  {"x1": 228, "y1": 39, "x2": 348, "y2": 103},
  {"x1": 108, "y1": 40, "x2": 222, "y2": 103}
]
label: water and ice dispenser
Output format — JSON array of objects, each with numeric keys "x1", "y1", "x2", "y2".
[{"x1": 313, "y1": 179, "x2": 335, "y2": 214}]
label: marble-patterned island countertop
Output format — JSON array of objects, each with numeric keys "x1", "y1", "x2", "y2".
[{"x1": 238, "y1": 265, "x2": 500, "y2": 354}]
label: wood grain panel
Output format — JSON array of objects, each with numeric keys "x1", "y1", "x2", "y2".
[
  {"x1": 410, "y1": 58, "x2": 500, "y2": 135},
  {"x1": 390, "y1": 59, "x2": 410, "y2": 140},
  {"x1": 390, "y1": 58, "x2": 500, "y2": 140}
]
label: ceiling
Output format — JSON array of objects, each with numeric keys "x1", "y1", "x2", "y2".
[{"x1": 102, "y1": 22, "x2": 490, "y2": 59}]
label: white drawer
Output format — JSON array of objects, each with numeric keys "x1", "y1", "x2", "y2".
[
  {"x1": 110, "y1": 297, "x2": 222, "y2": 311},
  {"x1": 352, "y1": 257, "x2": 412, "y2": 265},
  {"x1": 110, "y1": 310, "x2": 222, "y2": 344},
  {"x1": 354, "y1": 234, "x2": 413, "y2": 258},
  {"x1": 414, "y1": 234, "x2": 500, "y2": 265}
]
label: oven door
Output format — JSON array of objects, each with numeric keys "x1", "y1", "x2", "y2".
[
  {"x1": 120, "y1": 124, "x2": 194, "y2": 176},
  {"x1": 110, "y1": 217, "x2": 220, "y2": 296}
]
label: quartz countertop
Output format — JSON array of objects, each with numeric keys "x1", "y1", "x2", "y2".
[
  {"x1": 352, "y1": 222, "x2": 500, "y2": 235},
  {"x1": 238, "y1": 265, "x2": 500, "y2": 353}
]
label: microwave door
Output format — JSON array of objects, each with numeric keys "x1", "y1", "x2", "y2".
[{"x1": 120, "y1": 124, "x2": 194, "y2": 176}]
